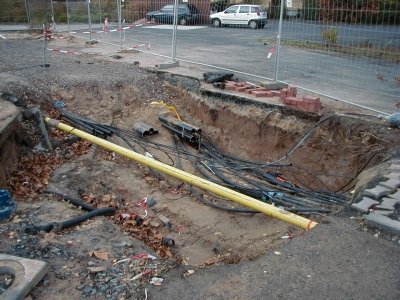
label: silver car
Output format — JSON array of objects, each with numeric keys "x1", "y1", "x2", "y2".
[{"x1": 210, "y1": 5, "x2": 267, "y2": 29}]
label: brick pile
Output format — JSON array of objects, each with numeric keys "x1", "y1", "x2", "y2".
[{"x1": 223, "y1": 81, "x2": 321, "y2": 113}]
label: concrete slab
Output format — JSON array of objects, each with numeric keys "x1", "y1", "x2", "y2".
[
  {"x1": 259, "y1": 81, "x2": 288, "y2": 90},
  {"x1": 375, "y1": 198, "x2": 400, "y2": 211},
  {"x1": 351, "y1": 197, "x2": 379, "y2": 213},
  {"x1": 156, "y1": 61, "x2": 179, "y2": 69},
  {"x1": 364, "y1": 213, "x2": 400, "y2": 235},
  {"x1": 0, "y1": 100, "x2": 21, "y2": 187},
  {"x1": 0, "y1": 253, "x2": 47, "y2": 300},
  {"x1": 363, "y1": 185, "x2": 393, "y2": 199},
  {"x1": 0, "y1": 100, "x2": 20, "y2": 147},
  {"x1": 379, "y1": 178, "x2": 400, "y2": 191}
]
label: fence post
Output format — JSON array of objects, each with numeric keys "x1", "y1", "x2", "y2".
[
  {"x1": 66, "y1": 0, "x2": 70, "y2": 33},
  {"x1": 42, "y1": 25, "x2": 47, "y2": 68},
  {"x1": 117, "y1": 0, "x2": 122, "y2": 50},
  {"x1": 50, "y1": 0, "x2": 56, "y2": 31},
  {"x1": 273, "y1": 0, "x2": 284, "y2": 82},
  {"x1": 24, "y1": 0, "x2": 31, "y2": 25},
  {"x1": 87, "y1": 0, "x2": 92, "y2": 42},
  {"x1": 171, "y1": 0, "x2": 178, "y2": 62},
  {"x1": 99, "y1": 0, "x2": 102, "y2": 25}
]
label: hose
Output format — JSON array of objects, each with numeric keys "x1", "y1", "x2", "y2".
[
  {"x1": 25, "y1": 207, "x2": 116, "y2": 234},
  {"x1": 44, "y1": 189, "x2": 95, "y2": 211}
]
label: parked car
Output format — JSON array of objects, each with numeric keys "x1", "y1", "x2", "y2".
[
  {"x1": 146, "y1": 4, "x2": 200, "y2": 26},
  {"x1": 210, "y1": 5, "x2": 267, "y2": 29}
]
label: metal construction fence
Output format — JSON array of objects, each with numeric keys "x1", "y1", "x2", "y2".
[{"x1": 0, "y1": 0, "x2": 399, "y2": 114}]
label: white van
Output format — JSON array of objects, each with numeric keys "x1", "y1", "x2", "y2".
[{"x1": 210, "y1": 5, "x2": 268, "y2": 29}]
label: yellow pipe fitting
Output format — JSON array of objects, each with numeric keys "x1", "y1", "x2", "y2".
[{"x1": 45, "y1": 117, "x2": 317, "y2": 230}]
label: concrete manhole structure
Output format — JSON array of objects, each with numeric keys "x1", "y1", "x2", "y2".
[{"x1": 0, "y1": 254, "x2": 47, "y2": 300}]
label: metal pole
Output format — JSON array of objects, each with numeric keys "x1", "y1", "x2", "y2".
[
  {"x1": 274, "y1": 0, "x2": 284, "y2": 82},
  {"x1": 87, "y1": 0, "x2": 92, "y2": 42},
  {"x1": 117, "y1": 0, "x2": 122, "y2": 50},
  {"x1": 171, "y1": 0, "x2": 178, "y2": 62},
  {"x1": 50, "y1": 0, "x2": 56, "y2": 31},
  {"x1": 99, "y1": 0, "x2": 102, "y2": 25},
  {"x1": 43, "y1": 24, "x2": 47, "y2": 68},
  {"x1": 66, "y1": 0, "x2": 70, "y2": 33},
  {"x1": 24, "y1": 0, "x2": 31, "y2": 25}
]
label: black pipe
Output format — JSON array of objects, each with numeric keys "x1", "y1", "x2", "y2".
[
  {"x1": 159, "y1": 115, "x2": 202, "y2": 134},
  {"x1": 161, "y1": 123, "x2": 199, "y2": 143},
  {"x1": 133, "y1": 122, "x2": 158, "y2": 137},
  {"x1": 44, "y1": 190, "x2": 95, "y2": 211},
  {"x1": 25, "y1": 207, "x2": 116, "y2": 234}
]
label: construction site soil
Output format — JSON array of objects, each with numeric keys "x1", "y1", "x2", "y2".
[{"x1": 1, "y1": 34, "x2": 400, "y2": 299}]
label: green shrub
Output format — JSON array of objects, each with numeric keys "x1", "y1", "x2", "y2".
[{"x1": 322, "y1": 27, "x2": 338, "y2": 45}]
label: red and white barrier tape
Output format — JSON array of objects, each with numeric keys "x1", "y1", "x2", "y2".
[
  {"x1": 81, "y1": 21, "x2": 154, "y2": 35},
  {"x1": 47, "y1": 48, "x2": 82, "y2": 55},
  {"x1": 125, "y1": 43, "x2": 150, "y2": 51}
]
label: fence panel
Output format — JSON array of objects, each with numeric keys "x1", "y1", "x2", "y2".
[
  {"x1": 273, "y1": 0, "x2": 400, "y2": 111},
  {"x1": 174, "y1": 1, "x2": 276, "y2": 79},
  {"x1": 1, "y1": 1, "x2": 399, "y2": 113}
]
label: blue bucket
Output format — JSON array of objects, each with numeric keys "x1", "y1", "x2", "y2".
[{"x1": 0, "y1": 189, "x2": 16, "y2": 221}]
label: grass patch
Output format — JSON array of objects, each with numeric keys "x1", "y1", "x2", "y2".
[
  {"x1": 321, "y1": 27, "x2": 338, "y2": 44},
  {"x1": 259, "y1": 37, "x2": 400, "y2": 63}
]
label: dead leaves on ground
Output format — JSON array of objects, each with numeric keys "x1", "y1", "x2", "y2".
[
  {"x1": 9, "y1": 154, "x2": 62, "y2": 199},
  {"x1": 81, "y1": 193, "x2": 175, "y2": 260}
]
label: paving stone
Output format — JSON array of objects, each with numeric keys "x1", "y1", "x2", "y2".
[
  {"x1": 379, "y1": 178, "x2": 400, "y2": 191},
  {"x1": 364, "y1": 213, "x2": 400, "y2": 235},
  {"x1": 384, "y1": 172, "x2": 400, "y2": 180},
  {"x1": 388, "y1": 164, "x2": 400, "y2": 171},
  {"x1": 375, "y1": 198, "x2": 400, "y2": 210},
  {"x1": 351, "y1": 197, "x2": 379, "y2": 213},
  {"x1": 388, "y1": 190, "x2": 400, "y2": 200},
  {"x1": 363, "y1": 185, "x2": 392, "y2": 199},
  {"x1": 372, "y1": 210, "x2": 393, "y2": 216}
]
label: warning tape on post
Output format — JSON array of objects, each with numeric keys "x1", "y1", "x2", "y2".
[{"x1": 267, "y1": 46, "x2": 276, "y2": 59}]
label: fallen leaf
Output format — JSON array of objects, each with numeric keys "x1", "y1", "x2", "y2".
[{"x1": 89, "y1": 250, "x2": 109, "y2": 261}]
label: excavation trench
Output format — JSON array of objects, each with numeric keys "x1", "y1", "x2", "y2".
[{"x1": 7, "y1": 77, "x2": 398, "y2": 265}]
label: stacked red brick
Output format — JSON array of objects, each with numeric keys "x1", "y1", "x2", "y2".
[
  {"x1": 224, "y1": 81, "x2": 273, "y2": 98},
  {"x1": 223, "y1": 81, "x2": 321, "y2": 113}
]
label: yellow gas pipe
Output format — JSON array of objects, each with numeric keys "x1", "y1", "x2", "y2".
[{"x1": 45, "y1": 118, "x2": 317, "y2": 230}]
